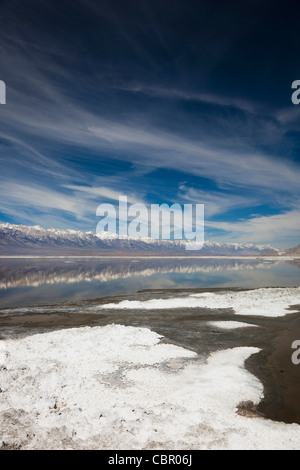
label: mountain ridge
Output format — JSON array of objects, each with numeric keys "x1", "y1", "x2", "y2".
[
  {"x1": 0, "y1": 223, "x2": 283, "y2": 256},
  {"x1": 283, "y1": 244, "x2": 300, "y2": 256}
]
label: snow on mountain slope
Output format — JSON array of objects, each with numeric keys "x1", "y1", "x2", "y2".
[{"x1": 0, "y1": 223, "x2": 279, "y2": 255}]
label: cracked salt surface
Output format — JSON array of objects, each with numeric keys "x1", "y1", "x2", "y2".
[
  {"x1": 99, "y1": 287, "x2": 300, "y2": 317},
  {"x1": 0, "y1": 323, "x2": 300, "y2": 450}
]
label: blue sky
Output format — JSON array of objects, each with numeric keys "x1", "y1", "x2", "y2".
[{"x1": 0, "y1": 0, "x2": 300, "y2": 248}]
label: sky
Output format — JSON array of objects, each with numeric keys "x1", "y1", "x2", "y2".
[{"x1": 0, "y1": 0, "x2": 300, "y2": 248}]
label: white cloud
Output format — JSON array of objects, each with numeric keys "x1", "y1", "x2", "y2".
[
  {"x1": 0, "y1": 56, "x2": 299, "y2": 198},
  {"x1": 0, "y1": 31, "x2": 299, "y2": 247},
  {"x1": 206, "y1": 210, "x2": 300, "y2": 248},
  {"x1": 0, "y1": 183, "x2": 91, "y2": 221},
  {"x1": 115, "y1": 83, "x2": 257, "y2": 113},
  {"x1": 178, "y1": 185, "x2": 258, "y2": 217},
  {"x1": 276, "y1": 106, "x2": 300, "y2": 124},
  {"x1": 64, "y1": 185, "x2": 145, "y2": 205}
]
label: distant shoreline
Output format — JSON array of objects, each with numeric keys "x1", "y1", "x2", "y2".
[{"x1": 0, "y1": 255, "x2": 299, "y2": 260}]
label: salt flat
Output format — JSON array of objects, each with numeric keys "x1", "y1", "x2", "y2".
[
  {"x1": 1, "y1": 323, "x2": 300, "y2": 450},
  {"x1": 100, "y1": 287, "x2": 300, "y2": 318}
]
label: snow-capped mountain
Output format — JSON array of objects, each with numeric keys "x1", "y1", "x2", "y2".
[
  {"x1": 0, "y1": 223, "x2": 279, "y2": 256},
  {"x1": 283, "y1": 244, "x2": 300, "y2": 256}
]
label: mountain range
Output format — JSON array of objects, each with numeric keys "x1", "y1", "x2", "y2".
[
  {"x1": 282, "y1": 244, "x2": 300, "y2": 256},
  {"x1": 0, "y1": 223, "x2": 287, "y2": 256}
]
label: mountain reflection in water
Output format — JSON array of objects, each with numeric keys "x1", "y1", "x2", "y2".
[{"x1": 0, "y1": 257, "x2": 299, "y2": 308}]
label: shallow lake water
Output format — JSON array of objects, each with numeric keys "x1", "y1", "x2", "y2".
[{"x1": 0, "y1": 257, "x2": 299, "y2": 309}]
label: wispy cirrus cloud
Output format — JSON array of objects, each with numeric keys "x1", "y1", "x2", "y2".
[
  {"x1": 177, "y1": 185, "x2": 260, "y2": 218},
  {"x1": 206, "y1": 210, "x2": 300, "y2": 248},
  {"x1": 64, "y1": 185, "x2": 145, "y2": 205},
  {"x1": 0, "y1": 0, "x2": 300, "y2": 248},
  {"x1": 112, "y1": 83, "x2": 258, "y2": 114},
  {"x1": 0, "y1": 183, "x2": 91, "y2": 220},
  {"x1": 2, "y1": 77, "x2": 299, "y2": 199}
]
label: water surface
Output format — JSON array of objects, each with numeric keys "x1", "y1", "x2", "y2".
[{"x1": 0, "y1": 257, "x2": 299, "y2": 309}]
